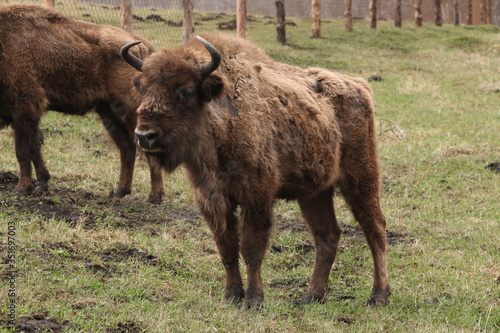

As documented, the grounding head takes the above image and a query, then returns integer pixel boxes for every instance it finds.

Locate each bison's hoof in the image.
[15,187,32,196]
[15,182,34,196]
[33,183,49,196]
[109,188,131,198]
[147,193,163,204]
[366,286,391,306]
[243,291,264,310]
[298,293,326,305]
[224,287,245,305]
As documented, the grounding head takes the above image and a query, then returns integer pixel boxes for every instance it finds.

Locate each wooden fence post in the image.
[395,0,402,27]
[369,0,377,29]
[237,0,247,39]
[466,0,472,25]
[415,0,423,27]
[182,0,194,44]
[480,0,492,24]
[345,0,353,31]
[486,0,492,24]
[120,0,132,32]
[312,0,321,38]
[435,0,442,26]
[453,0,460,25]
[276,0,286,44]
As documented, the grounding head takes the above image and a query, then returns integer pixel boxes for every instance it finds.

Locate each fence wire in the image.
[1,0,498,47]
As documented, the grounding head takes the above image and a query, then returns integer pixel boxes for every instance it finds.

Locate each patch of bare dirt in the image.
[0,171,201,230]
[218,19,236,30]
[0,171,18,192]
[337,314,356,325]
[85,263,116,279]
[10,315,71,333]
[485,162,500,173]
[198,12,228,21]
[14,196,97,229]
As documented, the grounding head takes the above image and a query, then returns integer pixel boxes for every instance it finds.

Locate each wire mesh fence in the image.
[1,0,498,47]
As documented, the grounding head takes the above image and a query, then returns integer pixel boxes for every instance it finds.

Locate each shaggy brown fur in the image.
[127,34,390,307]
[0,4,164,202]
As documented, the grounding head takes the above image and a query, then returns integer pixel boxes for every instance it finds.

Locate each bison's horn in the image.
[121,41,144,72]
[196,36,221,77]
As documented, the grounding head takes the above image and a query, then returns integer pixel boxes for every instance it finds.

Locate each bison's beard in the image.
[143,142,187,174]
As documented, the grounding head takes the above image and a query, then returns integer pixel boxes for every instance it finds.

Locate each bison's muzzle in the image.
[135,129,162,152]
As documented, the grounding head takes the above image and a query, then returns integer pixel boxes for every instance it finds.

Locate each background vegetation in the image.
[0,7,499,333]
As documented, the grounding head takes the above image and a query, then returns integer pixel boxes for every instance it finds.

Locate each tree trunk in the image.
[345,0,353,31]
[435,0,442,26]
[120,0,132,32]
[43,0,54,7]
[237,0,247,39]
[453,0,460,26]
[466,0,472,25]
[276,0,286,44]
[312,0,321,38]
[415,0,423,27]
[182,0,194,44]
[369,0,377,29]
[395,0,402,28]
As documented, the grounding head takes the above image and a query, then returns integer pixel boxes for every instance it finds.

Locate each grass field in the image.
[1,4,499,332]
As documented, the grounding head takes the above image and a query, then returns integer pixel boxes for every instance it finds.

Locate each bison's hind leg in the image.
[297,187,341,304]
[96,102,136,198]
[12,99,50,195]
[340,171,390,306]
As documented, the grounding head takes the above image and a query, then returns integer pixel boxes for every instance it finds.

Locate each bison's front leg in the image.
[298,187,341,304]
[145,154,165,204]
[240,204,273,309]
[203,204,245,304]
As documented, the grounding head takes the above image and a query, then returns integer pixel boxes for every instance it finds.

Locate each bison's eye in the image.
[180,91,193,100]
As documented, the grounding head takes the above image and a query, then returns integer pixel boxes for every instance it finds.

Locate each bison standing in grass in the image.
[122,34,390,307]
[0,4,164,202]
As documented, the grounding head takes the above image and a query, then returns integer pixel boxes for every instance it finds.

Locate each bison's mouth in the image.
[135,129,167,154]
[137,146,165,154]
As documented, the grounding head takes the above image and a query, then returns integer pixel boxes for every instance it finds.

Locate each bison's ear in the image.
[200,73,224,101]
[133,76,142,93]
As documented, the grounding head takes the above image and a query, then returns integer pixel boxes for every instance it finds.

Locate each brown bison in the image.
[0,4,164,202]
[122,34,390,307]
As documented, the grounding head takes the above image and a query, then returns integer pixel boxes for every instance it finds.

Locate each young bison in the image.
[0,4,164,202]
[122,34,390,307]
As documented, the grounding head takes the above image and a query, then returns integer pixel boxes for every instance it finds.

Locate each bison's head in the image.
[121,37,224,172]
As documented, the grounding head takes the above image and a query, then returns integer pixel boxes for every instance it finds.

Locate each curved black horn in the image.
[196,36,221,77]
[120,41,144,72]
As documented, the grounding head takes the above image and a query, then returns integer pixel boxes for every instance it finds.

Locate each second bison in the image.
[122,34,390,307]
[0,4,164,202]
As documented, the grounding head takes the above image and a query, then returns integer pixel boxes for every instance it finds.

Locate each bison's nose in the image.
[135,130,159,150]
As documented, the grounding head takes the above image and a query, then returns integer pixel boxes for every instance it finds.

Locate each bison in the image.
[121,34,390,307]
[0,4,164,202]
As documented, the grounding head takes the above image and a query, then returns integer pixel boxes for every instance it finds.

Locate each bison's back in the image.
[202,35,344,200]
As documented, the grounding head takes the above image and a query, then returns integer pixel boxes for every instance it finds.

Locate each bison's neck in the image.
[183,132,229,222]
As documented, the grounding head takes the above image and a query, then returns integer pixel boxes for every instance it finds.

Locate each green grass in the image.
[1,3,499,332]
